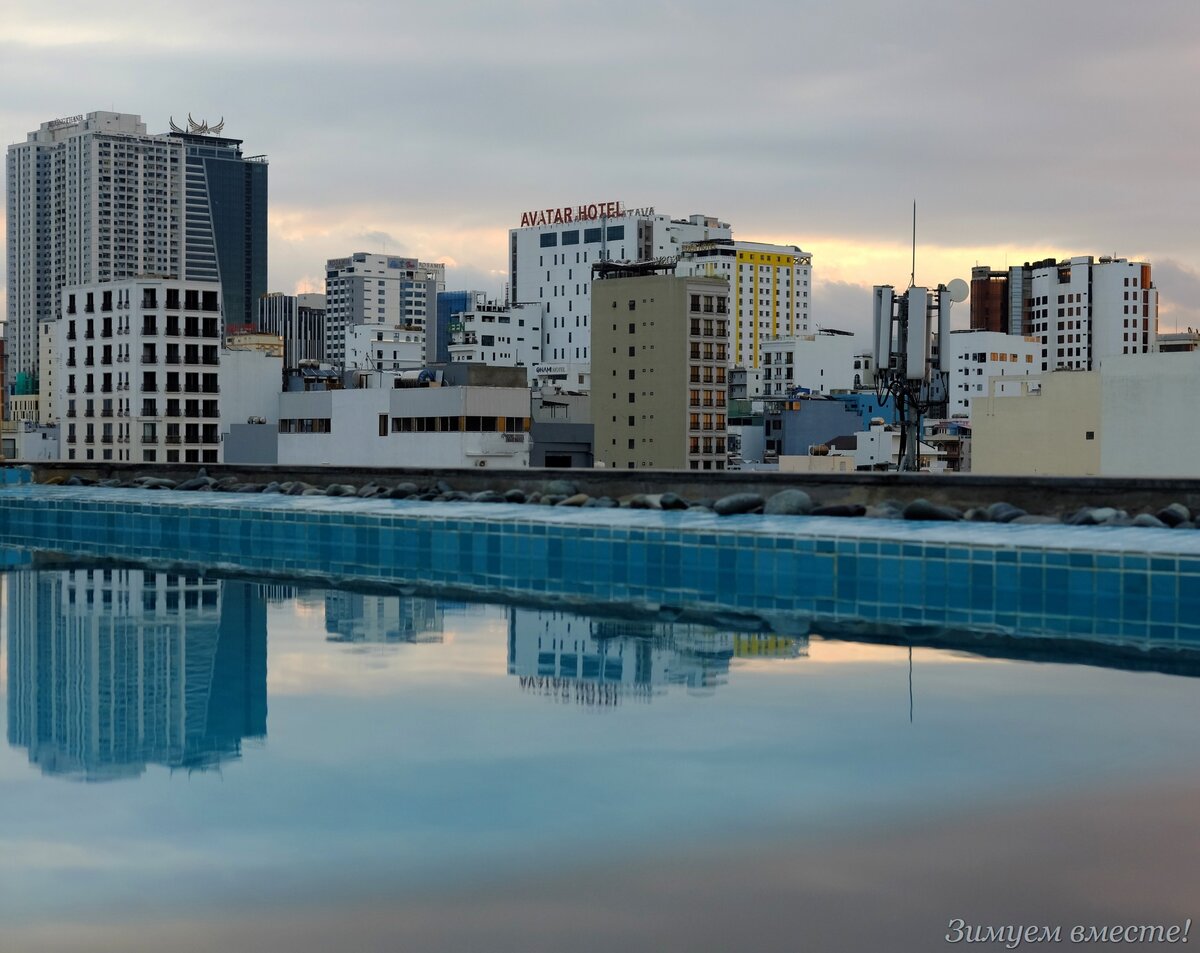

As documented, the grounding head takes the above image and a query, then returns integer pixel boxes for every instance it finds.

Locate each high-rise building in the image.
[7,569,267,780]
[323,253,445,366]
[971,257,1158,370]
[508,205,731,392]
[677,239,812,370]
[5,111,267,407]
[258,292,327,369]
[591,262,729,470]
[170,126,268,328]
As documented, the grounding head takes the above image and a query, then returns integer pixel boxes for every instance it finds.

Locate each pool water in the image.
[2,559,1198,952]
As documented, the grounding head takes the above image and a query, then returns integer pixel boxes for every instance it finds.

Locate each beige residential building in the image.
[592,267,729,470]
[971,351,1200,477]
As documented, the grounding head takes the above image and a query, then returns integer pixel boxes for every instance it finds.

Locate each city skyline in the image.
[3,0,1200,337]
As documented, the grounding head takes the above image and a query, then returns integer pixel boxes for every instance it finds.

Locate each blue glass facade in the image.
[174,134,268,329]
[435,291,472,364]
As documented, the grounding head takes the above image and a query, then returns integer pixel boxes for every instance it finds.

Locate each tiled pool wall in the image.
[0,485,1198,653]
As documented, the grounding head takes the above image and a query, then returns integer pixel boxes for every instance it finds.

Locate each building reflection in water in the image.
[324,592,444,645]
[6,569,267,781]
[508,608,808,707]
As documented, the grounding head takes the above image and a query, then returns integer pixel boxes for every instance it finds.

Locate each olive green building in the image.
[592,266,730,470]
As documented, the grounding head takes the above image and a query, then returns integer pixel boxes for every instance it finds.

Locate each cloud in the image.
[1152,260,1200,333]
[4,0,1200,319]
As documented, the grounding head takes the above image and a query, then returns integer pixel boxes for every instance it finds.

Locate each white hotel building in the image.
[508,205,731,391]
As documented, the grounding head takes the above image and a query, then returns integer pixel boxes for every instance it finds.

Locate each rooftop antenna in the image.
[909,200,916,289]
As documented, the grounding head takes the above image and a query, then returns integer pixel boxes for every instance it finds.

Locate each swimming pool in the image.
[1,485,1197,952]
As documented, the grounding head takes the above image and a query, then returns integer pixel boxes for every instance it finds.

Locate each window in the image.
[379,414,388,437]
[540,232,558,247]
[561,230,579,245]
[606,225,625,240]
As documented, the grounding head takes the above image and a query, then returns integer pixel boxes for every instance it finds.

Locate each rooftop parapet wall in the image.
[15,461,1200,519]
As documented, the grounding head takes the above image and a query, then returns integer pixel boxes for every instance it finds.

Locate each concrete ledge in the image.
[14,460,1200,517]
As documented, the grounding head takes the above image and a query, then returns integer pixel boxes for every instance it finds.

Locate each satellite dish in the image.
[945,278,969,303]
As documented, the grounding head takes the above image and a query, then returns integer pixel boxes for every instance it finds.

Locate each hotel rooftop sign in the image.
[518,202,654,228]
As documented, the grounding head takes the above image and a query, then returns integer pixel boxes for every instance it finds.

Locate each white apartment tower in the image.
[324,253,446,366]
[973,256,1158,372]
[54,277,280,465]
[508,205,732,391]
[1025,256,1157,371]
[448,301,543,382]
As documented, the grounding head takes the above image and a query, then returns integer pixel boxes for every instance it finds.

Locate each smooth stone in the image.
[627,494,659,510]
[557,493,590,507]
[262,482,283,494]
[324,484,356,497]
[471,490,505,503]
[543,479,578,497]
[1011,514,1058,524]
[1175,519,1197,529]
[357,483,384,498]
[811,503,866,518]
[1132,513,1168,528]
[659,492,689,511]
[140,477,177,490]
[1157,503,1191,527]
[175,476,212,491]
[42,475,66,485]
[763,489,813,516]
[593,496,619,508]
[503,489,527,504]
[286,482,313,496]
[687,502,712,510]
[417,492,439,501]
[301,487,326,495]
[525,492,543,504]
[98,478,122,488]
[65,475,86,486]
[1091,507,1125,525]
[713,493,764,516]
[987,501,1027,523]
[904,499,962,521]
[214,477,241,491]
[865,504,901,519]
[542,494,566,506]
[392,482,419,497]
[434,480,454,494]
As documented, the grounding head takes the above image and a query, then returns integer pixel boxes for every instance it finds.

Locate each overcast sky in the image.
[4,0,1200,335]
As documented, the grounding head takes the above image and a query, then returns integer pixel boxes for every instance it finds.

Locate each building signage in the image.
[534,364,569,377]
[47,115,83,130]
[518,203,655,228]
